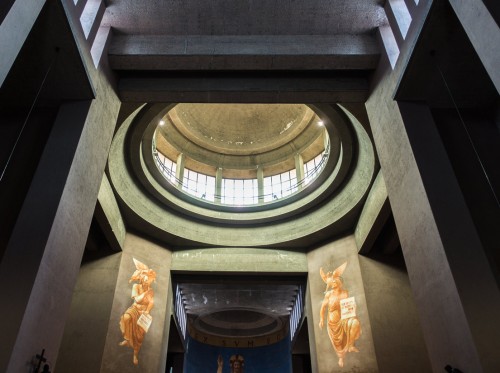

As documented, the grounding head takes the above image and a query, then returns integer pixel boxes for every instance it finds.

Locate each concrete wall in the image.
[358,253,431,372]
[57,252,122,372]
[0,1,121,369]
[307,235,378,373]
[365,2,500,371]
[184,335,292,373]
[101,233,172,372]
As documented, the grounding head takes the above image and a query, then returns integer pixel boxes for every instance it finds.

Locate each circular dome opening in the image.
[151,104,330,208]
[108,102,374,246]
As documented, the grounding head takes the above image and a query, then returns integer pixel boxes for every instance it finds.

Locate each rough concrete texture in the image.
[365,2,500,371]
[307,235,378,372]
[100,233,172,373]
[172,247,307,273]
[354,170,389,254]
[56,253,122,373]
[96,173,126,251]
[118,75,370,103]
[109,34,380,71]
[0,2,121,369]
[108,104,375,247]
[358,254,431,372]
[102,0,387,36]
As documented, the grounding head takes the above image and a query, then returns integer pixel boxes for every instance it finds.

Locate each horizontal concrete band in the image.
[119,76,370,103]
[109,34,380,70]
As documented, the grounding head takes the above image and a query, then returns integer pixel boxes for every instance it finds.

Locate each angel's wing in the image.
[133,257,149,271]
[320,267,328,284]
[332,262,347,278]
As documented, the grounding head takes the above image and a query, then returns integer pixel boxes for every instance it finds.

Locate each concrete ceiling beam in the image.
[108,34,380,71]
[118,75,370,103]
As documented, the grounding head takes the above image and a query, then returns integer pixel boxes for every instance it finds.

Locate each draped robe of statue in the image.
[119,283,154,352]
[319,262,361,367]
[119,258,156,366]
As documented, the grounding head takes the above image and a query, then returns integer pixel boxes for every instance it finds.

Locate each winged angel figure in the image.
[119,258,157,365]
[318,262,361,367]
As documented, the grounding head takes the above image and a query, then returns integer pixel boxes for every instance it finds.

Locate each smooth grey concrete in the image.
[0,80,119,371]
[359,254,431,372]
[102,0,386,36]
[108,104,375,248]
[172,247,307,273]
[0,0,45,87]
[0,100,90,372]
[0,1,120,368]
[118,76,370,103]
[304,282,318,373]
[355,170,390,254]
[366,1,500,371]
[95,173,126,252]
[398,102,500,372]
[449,0,500,92]
[109,35,380,71]
[100,233,172,373]
[56,252,122,373]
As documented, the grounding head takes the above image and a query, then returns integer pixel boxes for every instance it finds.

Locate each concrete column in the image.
[175,152,185,187]
[101,234,172,373]
[366,92,500,371]
[0,71,119,372]
[294,153,304,190]
[398,102,500,372]
[56,252,122,372]
[449,0,500,92]
[257,166,264,203]
[358,253,431,372]
[0,0,45,87]
[215,167,223,203]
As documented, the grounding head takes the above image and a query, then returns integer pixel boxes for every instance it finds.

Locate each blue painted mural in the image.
[184,335,293,373]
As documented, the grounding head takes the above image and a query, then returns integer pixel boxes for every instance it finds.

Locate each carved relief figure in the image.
[119,258,156,365]
[318,262,361,367]
[217,354,244,373]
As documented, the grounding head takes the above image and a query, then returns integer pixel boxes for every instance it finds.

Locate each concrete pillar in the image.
[0,0,45,87]
[295,153,304,190]
[366,91,500,371]
[398,102,500,372]
[366,1,500,368]
[358,253,431,372]
[56,252,122,372]
[257,166,264,203]
[0,85,120,370]
[100,234,173,373]
[215,167,223,203]
[175,152,185,187]
[449,0,500,92]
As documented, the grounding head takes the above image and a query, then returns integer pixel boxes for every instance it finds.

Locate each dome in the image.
[107,103,375,248]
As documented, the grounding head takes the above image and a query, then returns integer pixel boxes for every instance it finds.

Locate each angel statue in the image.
[119,258,157,365]
[318,262,361,368]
